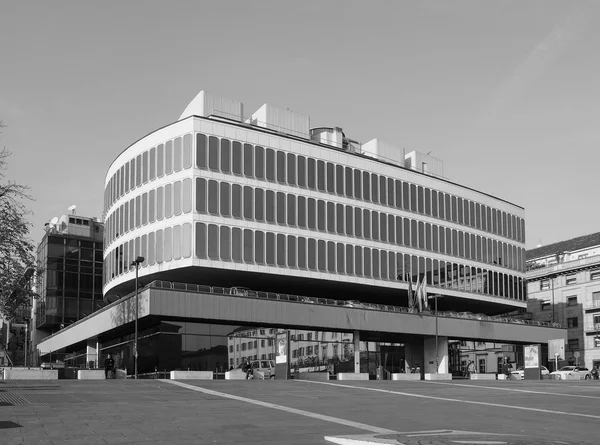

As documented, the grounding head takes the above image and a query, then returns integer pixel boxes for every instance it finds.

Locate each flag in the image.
[422,276,428,310]
[416,277,423,312]
[407,277,414,310]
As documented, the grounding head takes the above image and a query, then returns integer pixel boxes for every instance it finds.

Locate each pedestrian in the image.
[104,353,115,379]
[592,365,599,380]
[466,360,475,378]
[243,359,254,379]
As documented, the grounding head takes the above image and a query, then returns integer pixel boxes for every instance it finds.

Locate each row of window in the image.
[104,133,193,212]
[538,270,600,290]
[104,223,526,301]
[195,134,524,242]
[231,339,275,352]
[195,178,524,272]
[104,179,192,245]
[105,132,524,244]
[104,176,524,274]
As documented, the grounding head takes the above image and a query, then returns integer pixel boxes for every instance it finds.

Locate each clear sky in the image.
[1,0,599,250]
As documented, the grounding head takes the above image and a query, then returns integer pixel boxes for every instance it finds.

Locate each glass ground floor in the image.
[37,318,542,379]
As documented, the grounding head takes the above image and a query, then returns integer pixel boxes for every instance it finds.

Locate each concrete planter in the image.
[296,372,330,381]
[77,370,106,380]
[470,373,497,380]
[337,373,369,381]
[424,373,452,381]
[391,373,421,381]
[170,371,214,380]
[3,368,58,380]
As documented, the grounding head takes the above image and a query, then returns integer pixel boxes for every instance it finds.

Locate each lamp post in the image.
[130,256,144,379]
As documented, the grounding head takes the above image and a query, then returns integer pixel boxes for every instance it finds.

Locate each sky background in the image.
[1,0,599,250]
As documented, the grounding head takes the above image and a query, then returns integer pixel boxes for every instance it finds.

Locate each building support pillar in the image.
[354,330,360,373]
[86,338,98,369]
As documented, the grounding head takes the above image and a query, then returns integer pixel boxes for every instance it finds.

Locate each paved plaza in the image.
[1,378,599,445]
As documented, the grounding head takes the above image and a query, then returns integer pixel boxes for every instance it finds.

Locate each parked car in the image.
[229,287,257,297]
[550,366,592,380]
[511,365,550,380]
[227,360,276,379]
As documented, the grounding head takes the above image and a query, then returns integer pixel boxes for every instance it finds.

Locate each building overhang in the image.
[38,286,562,355]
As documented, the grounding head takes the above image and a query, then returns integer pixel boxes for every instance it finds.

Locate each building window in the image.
[541,301,551,311]
[567,339,579,352]
[540,280,550,290]
[229,346,233,353]
[565,275,577,285]
[567,296,577,306]
[593,292,600,306]
[591,271,600,281]
[567,317,578,328]
[478,358,486,374]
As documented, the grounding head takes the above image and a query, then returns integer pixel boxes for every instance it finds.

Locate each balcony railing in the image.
[526,255,600,279]
[142,280,562,329]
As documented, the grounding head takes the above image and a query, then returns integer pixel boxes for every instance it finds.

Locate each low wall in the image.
[337,373,369,381]
[296,372,330,381]
[77,370,106,380]
[470,373,497,380]
[3,368,58,380]
[391,373,421,381]
[424,373,452,381]
[170,371,214,380]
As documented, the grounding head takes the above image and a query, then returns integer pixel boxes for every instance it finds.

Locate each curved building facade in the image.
[103,91,526,314]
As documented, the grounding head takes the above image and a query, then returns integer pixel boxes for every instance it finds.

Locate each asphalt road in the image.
[1,379,599,444]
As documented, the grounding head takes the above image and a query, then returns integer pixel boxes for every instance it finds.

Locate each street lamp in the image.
[130,256,144,379]
[428,294,443,373]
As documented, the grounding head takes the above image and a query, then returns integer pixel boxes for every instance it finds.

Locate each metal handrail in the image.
[142,279,560,328]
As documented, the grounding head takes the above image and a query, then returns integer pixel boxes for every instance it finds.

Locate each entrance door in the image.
[380,346,405,379]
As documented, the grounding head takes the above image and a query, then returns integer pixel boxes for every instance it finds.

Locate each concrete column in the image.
[86,338,98,369]
[424,336,449,374]
[354,331,360,373]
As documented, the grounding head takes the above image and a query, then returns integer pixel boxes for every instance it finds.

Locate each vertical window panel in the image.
[363,247,372,277]
[220,182,230,217]
[362,171,370,201]
[287,153,296,185]
[345,167,353,198]
[287,236,297,268]
[308,198,316,230]
[183,134,192,169]
[196,179,207,214]
[164,227,173,262]
[232,141,242,175]
[255,146,265,179]
[183,178,192,214]
[174,137,182,172]
[298,237,307,269]
[149,148,156,181]
[148,232,155,265]
[327,241,335,273]
[255,188,264,222]
[232,184,242,218]
[355,208,362,237]
[308,238,317,271]
[220,226,230,261]
[327,202,335,233]
[317,160,326,191]
[196,135,207,169]
[297,196,306,228]
[243,229,253,263]
[355,246,363,276]
[157,229,164,263]
[266,190,275,223]
[266,232,276,266]
[220,139,231,173]
[254,231,265,264]
[208,137,219,171]
[346,244,354,275]
[276,192,285,224]
[345,205,353,236]
[207,224,218,260]
[354,169,362,199]
[174,181,182,216]
[165,141,173,175]
[363,209,371,239]
[307,158,316,189]
[244,143,254,177]
[297,156,306,187]
[277,151,286,184]
[207,181,218,216]
[326,162,335,193]
[244,186,253,220]
[318,240,327,271]
[371,174,378,203]
[136,155,142,187]
[173,225,182,260]
[287,195,296,226]
[182,223,192,258]
[142,193,148,225]
[266,149,275,181]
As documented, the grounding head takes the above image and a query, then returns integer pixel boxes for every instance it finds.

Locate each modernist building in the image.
[32,212,104,365]
[526,232,600,370]
[37,91,564,378]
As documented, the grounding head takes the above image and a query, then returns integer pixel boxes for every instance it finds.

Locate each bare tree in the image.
[0,121,39,319]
